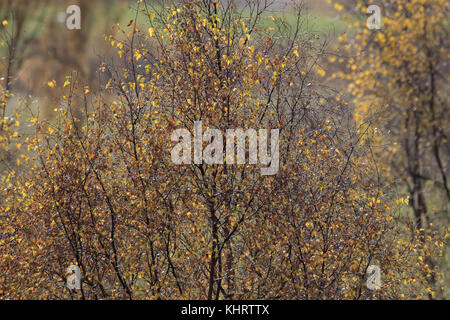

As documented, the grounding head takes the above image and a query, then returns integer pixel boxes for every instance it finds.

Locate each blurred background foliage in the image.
[0,0,448,299]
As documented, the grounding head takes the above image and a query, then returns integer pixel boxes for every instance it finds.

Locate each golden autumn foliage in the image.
[335,0,449,298]
[0,0,445,299]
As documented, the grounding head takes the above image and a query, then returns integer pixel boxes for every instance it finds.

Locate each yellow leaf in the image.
[293,46,299,57]
[334,3,343,11]
[316,67,326,77]
[148,27,155,37]
[48,80,56,88]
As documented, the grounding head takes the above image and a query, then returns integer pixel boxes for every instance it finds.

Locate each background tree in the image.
[0,0,445,299]
[335,0,449,298]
